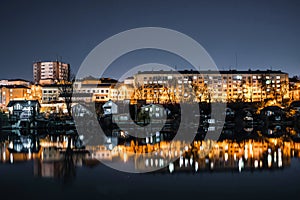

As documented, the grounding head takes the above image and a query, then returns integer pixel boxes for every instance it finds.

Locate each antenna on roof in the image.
[235,52,238,70]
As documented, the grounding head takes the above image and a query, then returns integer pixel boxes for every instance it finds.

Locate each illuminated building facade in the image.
[134,69,289,103]
[33,61,70,84]
[0,85,31,109]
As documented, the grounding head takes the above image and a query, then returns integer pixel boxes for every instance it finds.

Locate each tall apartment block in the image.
[33,61,70,84]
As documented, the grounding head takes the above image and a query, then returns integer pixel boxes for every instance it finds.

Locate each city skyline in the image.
[0,0,300,81]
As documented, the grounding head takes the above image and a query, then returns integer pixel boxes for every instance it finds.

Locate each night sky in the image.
[0,0,300,81]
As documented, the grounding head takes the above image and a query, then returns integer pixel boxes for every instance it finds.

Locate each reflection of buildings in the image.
[129,139,298,173]
[85,146,113,161]
[2,134,300,176]
[0,140,40,164]
[34,147,87,179]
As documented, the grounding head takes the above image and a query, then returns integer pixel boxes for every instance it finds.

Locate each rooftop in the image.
[136,69,287,75]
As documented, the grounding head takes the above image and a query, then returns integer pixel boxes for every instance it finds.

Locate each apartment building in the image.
[0,85,31,109]
[134,69,289,103]
[73,77,118,103]
[33,61,70,84]
[41,84,61,103]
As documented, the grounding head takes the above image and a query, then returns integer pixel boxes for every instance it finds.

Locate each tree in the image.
[259,75,267,103]
[58,72,75,118]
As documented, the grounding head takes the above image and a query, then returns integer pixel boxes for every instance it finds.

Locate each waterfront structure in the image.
[103,99,118,115]
[6,100,40,121]
[134,69,289,103]
[33,61,70,84]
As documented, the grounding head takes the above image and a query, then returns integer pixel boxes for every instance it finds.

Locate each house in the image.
[7,100,40,121]
[102,99,118,115]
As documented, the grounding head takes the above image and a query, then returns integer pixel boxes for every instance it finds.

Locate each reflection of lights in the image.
[123,153,128,163]
[195,161,199,172]
[238,158,244,172]
[179,156,183,168]
[225,152,228,162]
[9,153,13,164]
[150,158,153,166]
[267,154,272,168]
[234,153,237,161]
[185,158,188,167]
[210,162,214,169]
[169,163,174,173]
[189,157,193,166]
[278,148,282,168]
[28,149,31,159]
[274,152,277,163]
[155,159,158,167]
[159,159,164,167]
[2,152,6,161]
[278,157,282,168]
[254,160,259,168]
[260,160,263,168]
[244,150,248,160]
[145,159,149,167]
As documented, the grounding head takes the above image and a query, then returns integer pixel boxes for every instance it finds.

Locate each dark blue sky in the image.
[0,0,299,81]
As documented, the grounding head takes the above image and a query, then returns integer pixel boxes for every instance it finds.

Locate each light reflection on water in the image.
[1,128,300,200]
[1,128,300,177]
